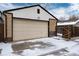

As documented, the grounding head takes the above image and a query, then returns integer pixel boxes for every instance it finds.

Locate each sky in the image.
[0,3,79,20]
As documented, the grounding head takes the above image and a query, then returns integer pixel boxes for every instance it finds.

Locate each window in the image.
[37,9,40,14]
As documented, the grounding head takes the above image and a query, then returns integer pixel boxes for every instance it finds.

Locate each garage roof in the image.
[3,5,58,20]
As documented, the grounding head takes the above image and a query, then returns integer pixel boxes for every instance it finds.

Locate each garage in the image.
[3,5,57,42]
[13,18,48,41]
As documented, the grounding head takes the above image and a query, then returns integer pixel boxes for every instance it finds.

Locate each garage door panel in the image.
[13,19,48,41]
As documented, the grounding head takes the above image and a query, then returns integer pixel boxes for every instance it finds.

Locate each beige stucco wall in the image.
[5,13,12,38]
[49,19,57,31]
[13,18,48,41]
[8,6,55,21]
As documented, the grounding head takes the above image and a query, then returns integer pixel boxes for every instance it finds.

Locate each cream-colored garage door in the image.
[13,18,48,41]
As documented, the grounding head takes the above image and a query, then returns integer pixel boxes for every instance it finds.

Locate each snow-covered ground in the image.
[0,36,79,56]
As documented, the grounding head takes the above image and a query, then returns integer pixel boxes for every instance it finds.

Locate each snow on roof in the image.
[57,19,79,26]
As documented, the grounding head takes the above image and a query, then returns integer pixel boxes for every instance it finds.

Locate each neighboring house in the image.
[57,19,79,40]
[57,20,75,34]
[2,5,58,42]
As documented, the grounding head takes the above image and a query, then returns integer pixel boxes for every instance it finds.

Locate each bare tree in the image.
[59,17,66,22]
[68,15,79,21]
[59,15,79,22]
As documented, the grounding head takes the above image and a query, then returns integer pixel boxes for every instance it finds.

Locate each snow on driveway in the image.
[0,36,79,56]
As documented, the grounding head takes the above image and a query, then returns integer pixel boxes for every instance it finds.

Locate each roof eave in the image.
[3,4,58,21]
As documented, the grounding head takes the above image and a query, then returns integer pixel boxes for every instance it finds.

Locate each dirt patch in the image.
[0,49,2,54]
[40,48,69,56]
[51,49,69,56]
[12,41,53,51]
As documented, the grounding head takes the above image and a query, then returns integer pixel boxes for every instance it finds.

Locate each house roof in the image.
[57,19,79,26]
[3,4,58,20]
